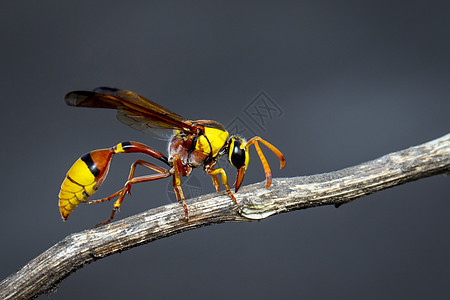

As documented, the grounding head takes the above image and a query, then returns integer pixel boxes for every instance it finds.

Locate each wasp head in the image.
[227,136,249,192]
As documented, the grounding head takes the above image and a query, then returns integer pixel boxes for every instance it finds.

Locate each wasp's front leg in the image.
[205,164,237,203]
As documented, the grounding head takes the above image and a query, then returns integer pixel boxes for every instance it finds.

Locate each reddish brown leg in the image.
[87,142,169,207]
[88,159,169,205]
[95,160,171,226]
[86,190,122,204]
[171,154,189,221]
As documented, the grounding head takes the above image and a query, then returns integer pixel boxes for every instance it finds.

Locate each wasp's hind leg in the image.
[95,160,171,226]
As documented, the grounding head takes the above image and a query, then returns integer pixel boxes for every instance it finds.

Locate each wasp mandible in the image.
[58,87,285,225]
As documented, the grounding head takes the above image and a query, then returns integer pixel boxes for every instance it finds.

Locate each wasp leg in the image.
[206,167,237,203]
[245,137,285,188]
[210,174,221,192]
[87,159,168,205]
[171,154,189,221]
[95,160,171,226]
[86,190,122,204]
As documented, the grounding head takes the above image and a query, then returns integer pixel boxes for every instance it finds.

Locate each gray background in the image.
[1,1,449,299]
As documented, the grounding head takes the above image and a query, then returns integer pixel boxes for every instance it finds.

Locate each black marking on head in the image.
[230,140,246,169]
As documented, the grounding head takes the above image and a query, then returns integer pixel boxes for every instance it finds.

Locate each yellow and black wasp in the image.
[58,87,285,225]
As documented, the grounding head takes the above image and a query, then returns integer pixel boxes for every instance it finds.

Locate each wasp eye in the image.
[230,141,246,169]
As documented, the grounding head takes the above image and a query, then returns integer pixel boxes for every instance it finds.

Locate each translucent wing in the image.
[65,87,195,134]
[116,111,176,140]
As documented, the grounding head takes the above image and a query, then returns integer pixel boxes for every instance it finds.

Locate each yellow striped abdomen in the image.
[58,149,113,220]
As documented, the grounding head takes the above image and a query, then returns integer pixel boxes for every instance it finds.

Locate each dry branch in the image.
[1,133,449,299]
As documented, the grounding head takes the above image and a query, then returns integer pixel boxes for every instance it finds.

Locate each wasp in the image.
[58,87,285,225]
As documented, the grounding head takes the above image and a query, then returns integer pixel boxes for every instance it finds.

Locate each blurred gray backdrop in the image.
[1,1,449,299]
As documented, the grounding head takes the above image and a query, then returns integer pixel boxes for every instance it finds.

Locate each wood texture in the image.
[1,133,449,300]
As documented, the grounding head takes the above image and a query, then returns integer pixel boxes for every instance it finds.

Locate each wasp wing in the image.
[115,111,176,140]
[65,87,195,134]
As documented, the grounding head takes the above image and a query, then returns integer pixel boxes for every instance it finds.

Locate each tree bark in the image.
[1,133,449,300]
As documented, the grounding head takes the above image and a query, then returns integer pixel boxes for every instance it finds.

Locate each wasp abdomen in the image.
[58,149,114,220]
